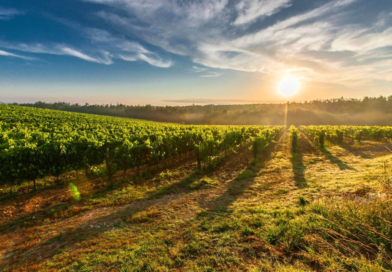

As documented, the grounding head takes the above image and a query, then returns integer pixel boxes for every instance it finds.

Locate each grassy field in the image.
[1,131,392,271]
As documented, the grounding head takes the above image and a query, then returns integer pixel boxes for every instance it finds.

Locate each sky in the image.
[0,0,391,105]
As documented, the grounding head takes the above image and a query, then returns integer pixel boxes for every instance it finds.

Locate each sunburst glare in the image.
[278,76,300,96]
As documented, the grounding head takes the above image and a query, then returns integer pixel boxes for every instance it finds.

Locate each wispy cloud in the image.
[0,42,111,64]
[200,72,223,78]
[193,66,223,77]
[85,28,172,67]
[0,25,172,67]
[193,66,208,73]
[61,46,112,64]
[83,0,381,86]
[0,49,34,60]
[2,0,391,89]
[234,0,292,25]
[85,0,392,87]
[0,7,22,20]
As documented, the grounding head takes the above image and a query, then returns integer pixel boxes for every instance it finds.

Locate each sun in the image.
[278,76,300,96]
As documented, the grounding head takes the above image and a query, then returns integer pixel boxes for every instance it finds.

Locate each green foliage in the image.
[89,166,106,179]
[252,128,280,159]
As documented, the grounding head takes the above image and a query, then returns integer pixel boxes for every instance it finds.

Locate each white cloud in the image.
[0,42,111,64]
[0,49,34,60]
[60,46,112,64]
[192,65,223,77]
[85,0,365,83]
[0,7,22,20]
[234,0,292,25]
[84,28,172,67]
[231,0,358,48]
[200,72,223,78]
[120,53,172,68]
[332,27,392,52]
[0,27,172,67]
[193,66,208,73]
[136,53,172,68]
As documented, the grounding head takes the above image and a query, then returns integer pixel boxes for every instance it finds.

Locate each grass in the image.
[1,133,392,271]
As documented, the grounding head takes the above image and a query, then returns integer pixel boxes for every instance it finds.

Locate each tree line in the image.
[16,95,392,125]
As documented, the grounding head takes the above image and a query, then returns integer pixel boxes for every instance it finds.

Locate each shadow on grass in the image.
[0,169,201,270]
[339,143,392,159]
[290,153,307,188]
[321,148,357,171]
[200,133,283,215]
[0,157,199,238]
[339,143,372,159]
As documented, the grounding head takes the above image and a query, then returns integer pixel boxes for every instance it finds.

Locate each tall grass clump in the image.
[289,126,299,153]
[265,197,392,271]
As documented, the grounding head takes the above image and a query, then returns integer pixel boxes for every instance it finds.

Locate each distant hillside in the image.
[20,96,392,125]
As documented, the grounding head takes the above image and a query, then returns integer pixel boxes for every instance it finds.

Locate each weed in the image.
[298,196,308,206]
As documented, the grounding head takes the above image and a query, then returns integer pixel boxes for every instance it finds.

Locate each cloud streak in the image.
[0,42,111,64]
[0,49,34,60]
[193,65,223,78]
[0,26,172,67]
[234,0,292,25]
[0,7,22,20]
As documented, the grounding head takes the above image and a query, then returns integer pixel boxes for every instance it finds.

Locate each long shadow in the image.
[339,143,392,159]
[321,148,357,171]
[339,143,372,159]
[299,131,356,172]
[0,154,199,233]
[289,132,320,188]
[0,167,200,238]
[199,133,283,215]
[290,153,307,188]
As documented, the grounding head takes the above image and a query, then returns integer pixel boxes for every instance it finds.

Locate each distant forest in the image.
[19,96,392,125]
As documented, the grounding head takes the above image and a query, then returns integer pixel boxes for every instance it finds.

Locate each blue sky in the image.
[0,0,391,105]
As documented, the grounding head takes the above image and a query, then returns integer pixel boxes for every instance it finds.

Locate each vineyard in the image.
[0,105,282,192]
[1,105,392,271]
[301,125,392,148]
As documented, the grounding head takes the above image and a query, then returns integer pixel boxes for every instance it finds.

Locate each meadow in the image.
[1,105,392,271]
